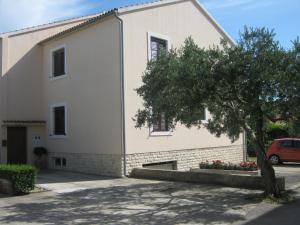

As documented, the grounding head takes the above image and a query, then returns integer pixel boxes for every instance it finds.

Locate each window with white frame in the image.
[152,112,169,132]
[148,34,170,133]
[150,36,168,60]
[52,47,66,77]
[51,105,66,136]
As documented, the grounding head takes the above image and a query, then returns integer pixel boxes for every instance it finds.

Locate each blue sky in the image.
[0,0,299,48]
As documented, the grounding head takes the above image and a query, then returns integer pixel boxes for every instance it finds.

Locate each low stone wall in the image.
[131,168,285,191]
[48,152,123,177]
[126,145,244,175]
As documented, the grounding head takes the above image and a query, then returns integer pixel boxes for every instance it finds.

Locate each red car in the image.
[267,138,300,165]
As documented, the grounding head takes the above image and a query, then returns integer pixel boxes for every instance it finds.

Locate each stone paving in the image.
[0,166,299,225]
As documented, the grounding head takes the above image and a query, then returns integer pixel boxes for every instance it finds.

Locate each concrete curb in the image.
[190,168,259,176]
[131,168,285,191]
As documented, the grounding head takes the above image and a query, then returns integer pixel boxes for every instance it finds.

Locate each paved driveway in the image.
[0,167,300,225]
[235,164,300,225]
[0,170,261,225]
[274,164,300,189]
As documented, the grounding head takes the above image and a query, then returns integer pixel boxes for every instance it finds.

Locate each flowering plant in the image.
[200,160,257,171]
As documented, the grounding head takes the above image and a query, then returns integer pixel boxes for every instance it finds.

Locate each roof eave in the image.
[117,0,236,46]
[192,0,236,46]
[38,0,236,46]
[0,13,102,38]
[39,10,117,45]
[118,0,182,14]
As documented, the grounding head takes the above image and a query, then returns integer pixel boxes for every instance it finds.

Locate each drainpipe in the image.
[115,11,127,177]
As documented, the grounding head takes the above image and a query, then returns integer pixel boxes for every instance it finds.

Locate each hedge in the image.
[0,164,37,194]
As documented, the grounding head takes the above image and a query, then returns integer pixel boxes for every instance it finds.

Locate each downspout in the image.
[115,10,127,177]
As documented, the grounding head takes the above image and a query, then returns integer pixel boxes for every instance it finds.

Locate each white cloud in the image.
[201,0,281,10]
[0,0,101,33]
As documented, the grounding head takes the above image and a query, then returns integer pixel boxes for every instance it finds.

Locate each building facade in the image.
[0,0,245,177]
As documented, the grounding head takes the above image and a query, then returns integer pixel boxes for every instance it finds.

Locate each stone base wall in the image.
[125,145,244,175]
[48,152,123,177]
[47,145,244,177]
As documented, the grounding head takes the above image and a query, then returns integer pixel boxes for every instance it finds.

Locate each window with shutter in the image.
[52,48,65,77]
[52,105,66,136]
[149,36,170,132]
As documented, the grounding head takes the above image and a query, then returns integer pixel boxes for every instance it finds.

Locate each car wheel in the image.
[269,155,280,165]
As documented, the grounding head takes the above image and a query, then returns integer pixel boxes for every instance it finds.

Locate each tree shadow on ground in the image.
[243,198,300,225]
[0,182,260,225]
[37,170,117,184]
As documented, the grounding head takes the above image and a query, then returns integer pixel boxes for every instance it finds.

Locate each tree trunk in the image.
[254,109,281,196]
[254,141,281,197]
[245,111,281,196]
[249,105,281,197]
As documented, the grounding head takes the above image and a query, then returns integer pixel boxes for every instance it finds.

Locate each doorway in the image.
[7,127,27,164]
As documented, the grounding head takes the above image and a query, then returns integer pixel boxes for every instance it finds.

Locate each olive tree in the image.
[135,27,300,197]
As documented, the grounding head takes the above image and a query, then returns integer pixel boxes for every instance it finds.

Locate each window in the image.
[54,157,67,168]
[55,158,62,167]
[52,47,65,77]
[51,105,66,136]
[152,112,169,132]
[150,37,167,60]
[143,161,177,170]
[293,140,300,148]
[148,33,170,133]
[280,140,293,148]
[62,158,67,167]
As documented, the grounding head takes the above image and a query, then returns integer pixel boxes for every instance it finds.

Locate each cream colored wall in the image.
[0,21,85,121]
[42,17,123,155]
[27,126,46,164]
[0,38,2,76]
[121,0,243,154]
[0,19,88,164]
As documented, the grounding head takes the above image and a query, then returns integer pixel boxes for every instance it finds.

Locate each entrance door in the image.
[7,127,27,164]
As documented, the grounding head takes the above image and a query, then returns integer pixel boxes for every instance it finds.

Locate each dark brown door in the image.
[7,127,27,164]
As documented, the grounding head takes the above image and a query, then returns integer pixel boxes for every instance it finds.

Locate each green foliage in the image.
[136,27,300,144]
[0,164,37,194]
[266,122,288,140]
[135,27,300,196]
[288,120,300,137]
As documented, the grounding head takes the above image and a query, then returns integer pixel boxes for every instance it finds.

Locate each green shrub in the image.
[0,164,37,194]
